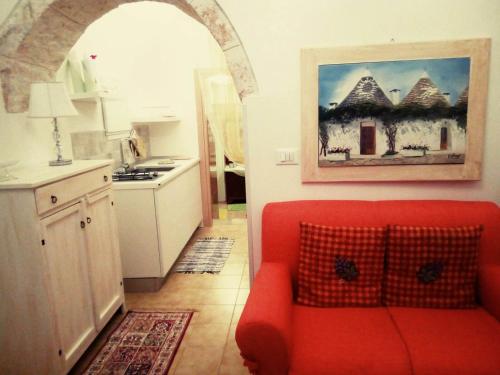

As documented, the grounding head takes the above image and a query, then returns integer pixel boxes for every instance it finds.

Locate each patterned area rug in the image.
[174,237,234,273]
[84,311,192,375]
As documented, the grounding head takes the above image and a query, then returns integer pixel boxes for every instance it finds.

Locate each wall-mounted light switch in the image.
[276,148,299,165]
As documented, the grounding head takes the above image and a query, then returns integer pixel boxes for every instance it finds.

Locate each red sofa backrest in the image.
[262,200,500,286]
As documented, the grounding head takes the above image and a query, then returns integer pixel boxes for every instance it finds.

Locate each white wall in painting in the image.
[395,120,465,153]
[324,118,386,155]
[324,118,466,156]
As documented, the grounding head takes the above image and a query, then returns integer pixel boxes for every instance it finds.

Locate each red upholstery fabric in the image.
[384,225,483,308]
[261,200,500,315]
[289,306,412,375]
[298,223,385,307]
[236,201,500,374]
[388,307,500,375]
[480,265,500,320]
[235,262,293,375]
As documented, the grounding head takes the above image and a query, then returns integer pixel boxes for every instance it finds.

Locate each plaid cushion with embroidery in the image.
[383,225,483,308]
[297,222,386,307]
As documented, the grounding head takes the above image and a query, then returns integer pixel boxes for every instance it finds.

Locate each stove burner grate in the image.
[112,170,159,181]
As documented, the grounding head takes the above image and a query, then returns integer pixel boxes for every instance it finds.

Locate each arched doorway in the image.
[0,0,257,113]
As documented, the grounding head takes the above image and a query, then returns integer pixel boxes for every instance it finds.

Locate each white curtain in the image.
[201,72,244,165]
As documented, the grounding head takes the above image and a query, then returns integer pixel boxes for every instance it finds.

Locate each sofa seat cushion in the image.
[388,307,500,375]
[289,306,412,375]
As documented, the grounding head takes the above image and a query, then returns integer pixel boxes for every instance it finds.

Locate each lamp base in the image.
[49,159,72,166]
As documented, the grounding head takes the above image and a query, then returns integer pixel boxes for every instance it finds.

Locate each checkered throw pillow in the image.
[383,225,483,308]
[297,222,386,307]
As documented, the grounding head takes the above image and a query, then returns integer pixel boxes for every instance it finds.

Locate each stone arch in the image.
[0,0,258,112]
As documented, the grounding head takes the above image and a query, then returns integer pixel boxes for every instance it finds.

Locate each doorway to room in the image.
[195,69,247,224]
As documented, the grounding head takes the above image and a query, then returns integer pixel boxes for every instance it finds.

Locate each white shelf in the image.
[70,90,114,102]
[132,116,180,125]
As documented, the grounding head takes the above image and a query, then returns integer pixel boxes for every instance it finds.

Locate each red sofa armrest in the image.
[480,264,500,321]
[235,262,293,375]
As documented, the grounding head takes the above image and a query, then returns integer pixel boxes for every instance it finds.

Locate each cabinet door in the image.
[155,165,203,275]
[40,203,96,372]
[85,189,124,330]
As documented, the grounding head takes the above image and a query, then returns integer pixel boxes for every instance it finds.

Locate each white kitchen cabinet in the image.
[113,160,202,290]
[0,161,125,375]
[40,203,96,370]
[155,163,203,274]
[84,189,124,331]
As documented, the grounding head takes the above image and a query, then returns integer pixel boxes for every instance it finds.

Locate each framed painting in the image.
[301,39,490,182]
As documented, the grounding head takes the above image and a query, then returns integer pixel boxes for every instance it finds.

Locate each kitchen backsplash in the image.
[71,128,151,169]
[71,131,122,168]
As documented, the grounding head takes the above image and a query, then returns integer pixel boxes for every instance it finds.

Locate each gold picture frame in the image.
[301,39,490,182]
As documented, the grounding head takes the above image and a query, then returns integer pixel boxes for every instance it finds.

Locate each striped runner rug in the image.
[174,237,234,273]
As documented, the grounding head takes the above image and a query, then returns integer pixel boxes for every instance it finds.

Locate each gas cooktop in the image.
[112,170,160,182]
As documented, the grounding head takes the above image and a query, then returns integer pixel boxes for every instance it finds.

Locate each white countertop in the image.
[0,160,113,190]
[111,158,200,190]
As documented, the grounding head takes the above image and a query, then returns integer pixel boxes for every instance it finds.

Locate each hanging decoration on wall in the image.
[301,39,490,182]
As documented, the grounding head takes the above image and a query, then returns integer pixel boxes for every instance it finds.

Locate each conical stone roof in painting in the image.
[400,73,449,108]
[338,75,393,108]
[456,86,468,106]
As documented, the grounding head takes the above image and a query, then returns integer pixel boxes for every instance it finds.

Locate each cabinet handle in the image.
[104,175,109,182]
[80,221,85,229]
[86,217,92,224]
[51,195,58,204]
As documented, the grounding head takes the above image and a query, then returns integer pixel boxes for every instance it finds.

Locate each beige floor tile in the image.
[173,346,224,375]
[164,274,241,290]
[236,289,249,305]
[225,254,249,264]
[231,304,245,324]
[189,305,235,325]
[220,263,245,276]
[219,324,249,375]
[202,288,239,305]
[219,362,250,375]
[164,274,212,290]
[158,288,207,305]
[168,346,185,374]
[242,266,250,278]
[239,273,250,288]
[182,323,230,348]
[211,275,243,289]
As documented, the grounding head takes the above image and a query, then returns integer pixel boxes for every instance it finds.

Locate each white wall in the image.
[1,0,500,274]
[0,2,225,165]
[69,2,225,157]
[217,0,500,271]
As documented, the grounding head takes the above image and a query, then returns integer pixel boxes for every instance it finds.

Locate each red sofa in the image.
[236,200,500,375]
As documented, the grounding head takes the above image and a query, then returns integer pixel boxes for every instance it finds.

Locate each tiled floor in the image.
[212,202,247,221]
[125,217,251,375]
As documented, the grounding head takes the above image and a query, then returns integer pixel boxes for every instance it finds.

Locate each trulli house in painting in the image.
[319,71,468,166]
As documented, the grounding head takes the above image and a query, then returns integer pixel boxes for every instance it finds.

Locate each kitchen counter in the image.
[0,160,113,190]
[112,157,202,289]
[112,158,200,190]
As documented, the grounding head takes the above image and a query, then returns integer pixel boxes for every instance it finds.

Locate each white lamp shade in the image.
[28,81,78,118]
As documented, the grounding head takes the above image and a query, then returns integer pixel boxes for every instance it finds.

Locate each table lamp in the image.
[28,81,78,166]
